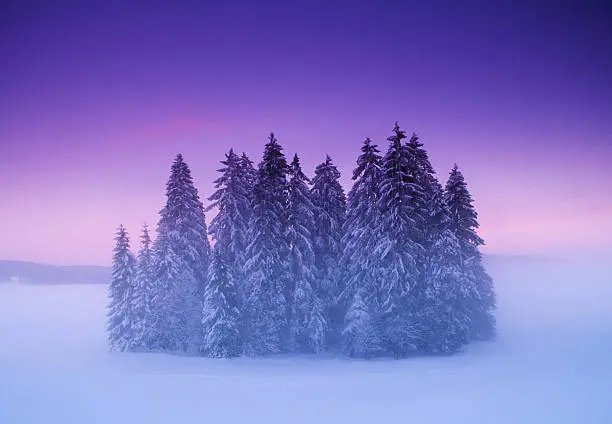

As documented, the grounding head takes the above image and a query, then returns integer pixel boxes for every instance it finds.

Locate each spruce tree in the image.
[445,164,496,341]
[373,123,424,357]
[243,133,291,355]
[107,224,137,352]
[341,138,383,357]
[311,155,346,346]
[201,248,242,357]
[287,154,326,353]
[132,223,154,350]
[151,154,210,354]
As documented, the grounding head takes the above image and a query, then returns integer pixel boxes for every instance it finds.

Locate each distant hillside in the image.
[0,260,110,284]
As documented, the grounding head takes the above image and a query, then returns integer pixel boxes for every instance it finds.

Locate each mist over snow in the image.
[0,254,610,424]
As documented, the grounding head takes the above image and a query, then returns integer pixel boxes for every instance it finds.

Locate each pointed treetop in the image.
[408,132,422,148]
[114,224,131,252]
[268,132,278,145]
[314,155,341,181]
[351,137,381,181]
[140,223,151,244]
[291,153,301,167]
[289,153,310,183]
[361,137,378,153]
[388,122,407,143]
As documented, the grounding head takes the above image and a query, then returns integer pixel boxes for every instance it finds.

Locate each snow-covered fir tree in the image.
[402,132,436,298]
[131,223,154,350]
[444,164,496,341]
[201,248,242,357]
[107,224,137,352]
[243,133,291,355]
[373,123,425,357]
[157,153,211,290]
[311,155,346,346]
[341,138,384,357]
[150,154,210,354]
[286,154,326,353]
[207,149,252,300]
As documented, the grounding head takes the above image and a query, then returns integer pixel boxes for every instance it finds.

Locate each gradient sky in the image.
[1,0,611,265]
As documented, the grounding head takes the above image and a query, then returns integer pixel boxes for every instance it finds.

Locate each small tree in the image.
[107,225,137,352]
[342,290,381,358]
[132,223,154,351]
[201,249,242,358]
[148,233,195,353]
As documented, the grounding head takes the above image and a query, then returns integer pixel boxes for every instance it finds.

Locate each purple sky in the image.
[1,1,611,265]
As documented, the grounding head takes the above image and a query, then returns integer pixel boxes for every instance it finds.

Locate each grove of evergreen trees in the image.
[107,124,496,359]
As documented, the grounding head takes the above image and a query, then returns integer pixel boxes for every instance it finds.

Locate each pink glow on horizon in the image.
[1,121,610,266]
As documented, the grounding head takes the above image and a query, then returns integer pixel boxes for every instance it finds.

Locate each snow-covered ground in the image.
[1,256,611,423]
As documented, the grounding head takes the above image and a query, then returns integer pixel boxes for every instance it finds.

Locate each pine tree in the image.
[287,154,326,353]
[132,223,154,350]
[151,154,210,354]
[201,248,242,357]
[107,225,137,352]
[311,155,346,346]
[445,164,496,341]
[373,123,425,357]
[243,133,291,355]
[341,138,383,357]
